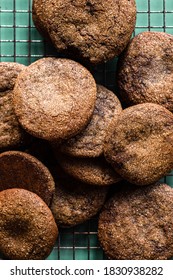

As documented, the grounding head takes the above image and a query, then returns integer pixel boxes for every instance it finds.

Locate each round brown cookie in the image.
[0,151,55,205]
[104,103,173,186]
[50,172,109,227]
[98,183,173,260]
[0,188,58,260]
[59,85,122,158]
[13,57,97,141]
[117,32,173,111]
[57,153,121,186]
[0,62,30,150]
[32,0,136,64]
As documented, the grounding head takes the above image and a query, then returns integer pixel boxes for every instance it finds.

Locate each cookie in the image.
[0,62,29,150]
[98,183,173,260]
[117,32,173,111]
[0,188,58,260]
[56,153,121,186]
[59,85,122,158]
[0,151,55,205]
[13,57,97,141]
[50,170,109,227]
[104,103,173,185]
[32,0,136,64]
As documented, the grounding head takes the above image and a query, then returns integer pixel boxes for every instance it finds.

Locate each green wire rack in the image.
[0,0,173,260]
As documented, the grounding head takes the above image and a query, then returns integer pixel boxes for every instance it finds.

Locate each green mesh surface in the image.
[0,0,173,260]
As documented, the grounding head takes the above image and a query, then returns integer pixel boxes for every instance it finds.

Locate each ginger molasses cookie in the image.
[13,57,96,141]
[57,154,121,186]
[117,32,173,111]
[98,183,173,260]
[59,85,122,158]
[50,173,109,227]
[0,188,58,260]
[0,151,55,205]
[0,62,29,150]
[104,103,173,185]
[32,0,136,64]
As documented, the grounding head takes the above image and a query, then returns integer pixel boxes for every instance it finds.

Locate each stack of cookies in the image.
[1,0,173,260]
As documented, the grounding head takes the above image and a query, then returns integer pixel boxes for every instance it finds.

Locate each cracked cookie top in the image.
[32,0,136,64]
[13,57,97,141]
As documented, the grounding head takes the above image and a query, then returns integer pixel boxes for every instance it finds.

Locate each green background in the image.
[0,0,173,260]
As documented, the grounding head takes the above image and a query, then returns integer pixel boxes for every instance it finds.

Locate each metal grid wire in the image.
[0,0,173,260]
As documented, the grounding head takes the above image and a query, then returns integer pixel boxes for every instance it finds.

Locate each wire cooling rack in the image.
[0,0,173,260]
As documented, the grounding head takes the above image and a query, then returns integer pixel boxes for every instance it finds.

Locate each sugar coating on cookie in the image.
[0,188,58,260]
[56,153,121,186]
[13,57,97,141]
[59,85,122,158]
[117,32,173,111]
[98,183,173,260]
[104,103,173,185]
[32,0,136,64]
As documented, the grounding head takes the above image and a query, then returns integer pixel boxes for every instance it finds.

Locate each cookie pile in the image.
[0,58,121,260]
[1,0,173,260]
